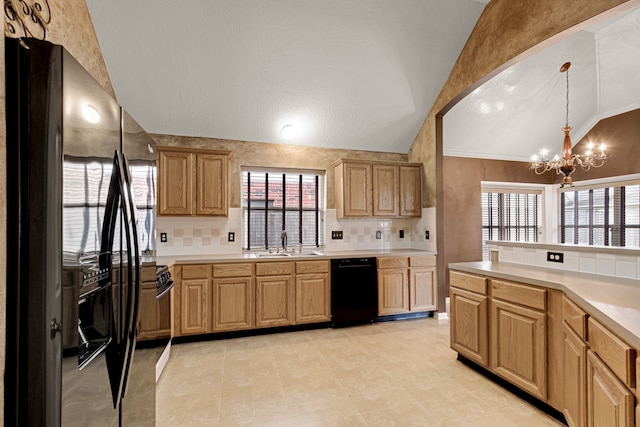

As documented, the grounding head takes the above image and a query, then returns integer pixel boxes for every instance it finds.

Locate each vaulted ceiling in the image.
[443,6,640,162]
[86,1,487,154]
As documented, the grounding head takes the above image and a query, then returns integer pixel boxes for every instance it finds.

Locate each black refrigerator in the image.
[5,38,157,426]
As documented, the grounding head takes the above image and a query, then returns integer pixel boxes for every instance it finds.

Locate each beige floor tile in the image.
[156,318,566,427]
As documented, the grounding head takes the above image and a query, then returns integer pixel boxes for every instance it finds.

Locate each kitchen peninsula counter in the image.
[449,261,640,349]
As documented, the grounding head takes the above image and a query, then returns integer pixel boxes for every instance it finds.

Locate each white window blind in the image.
[482,190,540,260]
[560,184,640,247]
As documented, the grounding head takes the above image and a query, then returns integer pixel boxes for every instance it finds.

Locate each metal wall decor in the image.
[5,0,51,40]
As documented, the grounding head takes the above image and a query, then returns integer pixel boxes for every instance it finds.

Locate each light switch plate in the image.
[331,230,343,240]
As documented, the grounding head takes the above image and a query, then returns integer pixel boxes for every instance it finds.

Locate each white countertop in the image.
[157,249,436,267]
[449,261,640,350]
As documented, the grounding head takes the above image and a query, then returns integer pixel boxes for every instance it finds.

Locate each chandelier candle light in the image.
[530,61,609,187]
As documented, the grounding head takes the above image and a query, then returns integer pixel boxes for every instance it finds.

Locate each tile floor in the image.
[156,318,564,426]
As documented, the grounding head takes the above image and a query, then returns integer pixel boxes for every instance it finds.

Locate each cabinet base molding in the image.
[456,354,567,426]
[376,311,434,323]
[171,321,330,345]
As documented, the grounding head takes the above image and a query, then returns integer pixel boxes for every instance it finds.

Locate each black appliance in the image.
[330,257,378,327]
[5,38,157,426]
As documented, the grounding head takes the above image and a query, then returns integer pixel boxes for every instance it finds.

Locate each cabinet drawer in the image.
[256,262,294,276]
[588,318,635,389]
[140,264,157,282]
[409,256,436,267]
[450,271,487,295]
[213,263,253,278]
[378,257,408,269]
[490,279,546,311]
[182,264,211,280]
[296,260,329,274]
[562,295,588,341]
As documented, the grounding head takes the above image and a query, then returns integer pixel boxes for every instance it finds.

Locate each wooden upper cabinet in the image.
[399,165,421,217]
[334,159,421,218]
[158,147,230,216]
[335,160,372,217]
[196,153,228,216]
[158,150,194,215]
[372,164,398,217]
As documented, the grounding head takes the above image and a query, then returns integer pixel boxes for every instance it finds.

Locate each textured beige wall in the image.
[4,0,114,420]
[151,134,409,210]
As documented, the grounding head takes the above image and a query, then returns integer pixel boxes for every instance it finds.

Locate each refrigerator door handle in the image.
[119,154,141,398]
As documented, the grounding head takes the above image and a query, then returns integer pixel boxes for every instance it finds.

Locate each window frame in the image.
[481,183,544,261]
[242,167,325,251]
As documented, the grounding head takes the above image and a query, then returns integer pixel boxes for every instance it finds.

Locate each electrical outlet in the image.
[425,230,430,240]
[228,232,235,242]
[331,230,343,240]
[399,230,404,238]
[547,251,564,263]
[160,232,167,243]
[376,230,382,239]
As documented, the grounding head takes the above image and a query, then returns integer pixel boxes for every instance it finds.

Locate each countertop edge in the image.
[449,261,640,350]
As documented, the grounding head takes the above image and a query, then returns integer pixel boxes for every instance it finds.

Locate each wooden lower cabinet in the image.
[409,267,436,312]
[181,277,209,335]
[587,350,635,427]
[450,287,489,367]
[295,274,330,323]
[490,298,547,400]
[255,275,294,327]
[378,267,409,315]
[138,282,172,340]
[295,260,330,324]
[564,323,588,427]
[212,277,254,331]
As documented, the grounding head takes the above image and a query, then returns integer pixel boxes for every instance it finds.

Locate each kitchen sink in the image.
[252,251,325,258]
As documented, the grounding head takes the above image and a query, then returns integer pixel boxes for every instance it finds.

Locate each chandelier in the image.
[530,62,609,187]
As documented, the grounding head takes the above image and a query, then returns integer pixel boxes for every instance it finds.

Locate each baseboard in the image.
[436,312,449,321]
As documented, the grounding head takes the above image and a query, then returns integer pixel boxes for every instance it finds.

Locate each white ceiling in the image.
[443,6,640,162]
[85,1,486,154]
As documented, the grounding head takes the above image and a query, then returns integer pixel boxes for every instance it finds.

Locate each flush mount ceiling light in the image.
[530,62,609,187]
[82,104,100,123]
[281,124,297,140]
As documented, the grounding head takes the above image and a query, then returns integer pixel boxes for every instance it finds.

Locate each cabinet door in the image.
[490,299,547,400]
[372,164,398,217]
[295,273,330,324]
[255,275,294,328]
[212,277,254,331]
[137,285,159,340]
[377,268,409,315]
[587,350,635,427]
[399,165,421,217]
[181,278,209,335]
[450,287,489,367]
[343,162,372,217]
[409,267,436,312]
[158,150,194,215]
[196,153,228,216]
[564,323,588,427]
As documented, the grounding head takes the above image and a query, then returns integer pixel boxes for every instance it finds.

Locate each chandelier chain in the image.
[565,67,570,128]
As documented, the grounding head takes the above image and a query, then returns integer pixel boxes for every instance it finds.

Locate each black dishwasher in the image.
[330,258,378,327]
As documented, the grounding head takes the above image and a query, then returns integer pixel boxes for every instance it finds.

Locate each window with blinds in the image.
[481,189,540,260]
[242,169,325,250]
[560,183,640,247]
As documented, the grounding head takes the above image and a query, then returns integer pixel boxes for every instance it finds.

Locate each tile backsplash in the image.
[488,241,640,280]
[157,207,436,257]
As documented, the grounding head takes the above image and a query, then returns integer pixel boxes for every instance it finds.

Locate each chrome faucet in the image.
[281,230,288,252]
